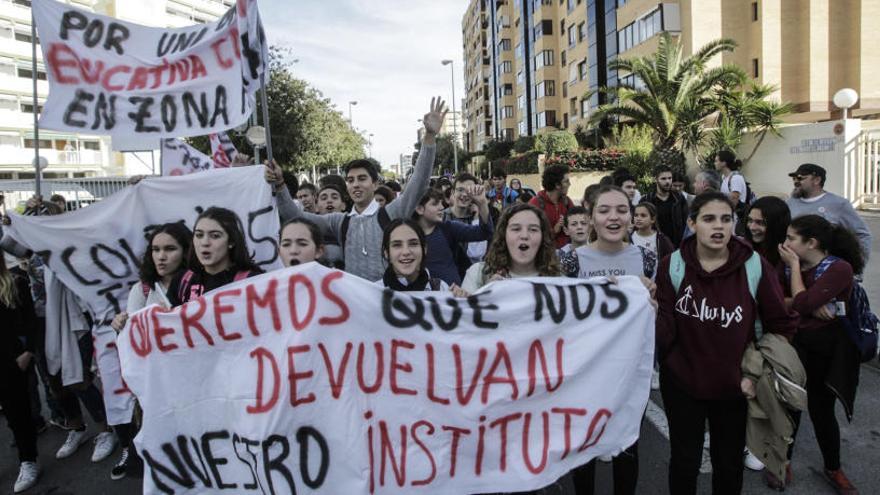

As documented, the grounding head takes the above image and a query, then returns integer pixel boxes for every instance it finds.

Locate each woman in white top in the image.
[109,222,191,480]
[462,203,561,293]
[378,219,450,292]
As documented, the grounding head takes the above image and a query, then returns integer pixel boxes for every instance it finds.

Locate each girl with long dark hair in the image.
[775,215,864,492]
[109,222,192,480]
[0,254,42,492]
[744,196,791,284]
[278,218,325,267]
[167,207,262,306]
[655,192,798,495]
[378,219,449,292]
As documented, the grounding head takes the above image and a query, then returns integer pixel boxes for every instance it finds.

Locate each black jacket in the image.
[1,274,37,372]
[645,190,689,246]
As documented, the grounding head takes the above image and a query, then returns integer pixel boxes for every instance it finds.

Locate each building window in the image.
[751,2,759,21]
[502,128,515,141]
[578,22,586,42]
[536,80,556,98]
[537,110,557,128]
[14,31,37,44]
[561,50,567,66]
[503,84,514,96]
[12,0,32,8]
[16,67,47,81]
[502,106,515,118]
[568,26,577,47]
[578,60,587,80]
[569,64,579,83]
[501,61,512,73]
[519,120,527,136]
[751,58,759,77]
[517,70,524,85]
[535,49,554,69]
[20,103,43,114]
[24,138,51,149]
[581,99,589,118]
[82,141,101,151]
[518,94,525,109]
[499,39,511,51]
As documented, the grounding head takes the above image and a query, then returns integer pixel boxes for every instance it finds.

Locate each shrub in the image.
[535,130,579,155]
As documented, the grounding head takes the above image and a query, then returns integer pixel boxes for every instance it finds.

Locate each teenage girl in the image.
[167,207,262,306]
[776,214,864,493]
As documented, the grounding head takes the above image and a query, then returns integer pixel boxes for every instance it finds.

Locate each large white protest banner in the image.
[8,166,280,425]
[161,138,215,176]
[118,264,655,494]
[6,166,281,322]
[32,0,266,139]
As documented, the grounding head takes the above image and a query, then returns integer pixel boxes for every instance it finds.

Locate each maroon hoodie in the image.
[655,236,799,400]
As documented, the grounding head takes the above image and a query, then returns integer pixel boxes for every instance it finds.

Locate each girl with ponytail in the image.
[776,215,863,492]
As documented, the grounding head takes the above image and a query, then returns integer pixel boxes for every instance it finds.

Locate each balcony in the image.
[0,146,105,168]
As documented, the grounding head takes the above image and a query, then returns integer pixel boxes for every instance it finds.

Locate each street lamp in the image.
[441,59,459,175]
[833,88,859,120]
[348,101,358,128]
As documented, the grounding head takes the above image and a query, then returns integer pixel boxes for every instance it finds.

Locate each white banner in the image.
[33,0,266,138]
[6,166,281,322]
[161,138,214,176]
[119,264,655,494]
[209,132,238,167]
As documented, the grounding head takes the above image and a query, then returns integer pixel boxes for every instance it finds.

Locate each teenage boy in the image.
[645,165,689,246]
[486,168,519,209]
[445,173,495,263]
[415,187,493,285]
[296,183,318,213]
[530,164,575,248]
[271,97,445,281]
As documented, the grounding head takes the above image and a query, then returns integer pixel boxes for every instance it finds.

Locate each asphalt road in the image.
[3,216,880,494]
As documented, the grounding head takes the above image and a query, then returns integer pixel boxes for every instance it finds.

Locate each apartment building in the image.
[462,0,880,150]
[0,0,234,180]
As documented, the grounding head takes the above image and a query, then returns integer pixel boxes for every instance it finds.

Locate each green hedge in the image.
[545,149,624,172]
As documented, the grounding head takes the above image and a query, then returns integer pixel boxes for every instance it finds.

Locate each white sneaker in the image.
[744,449,765,471]
[56,429,90,459]
[651,371,660,390]
[91,431,118,462]
[14,461,39,493]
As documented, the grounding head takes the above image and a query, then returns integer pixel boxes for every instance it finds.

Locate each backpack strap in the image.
[669,250,686,294]
[377,207,392,231]
[339,215,352,250]
[178,270,194,303]
[744,251,764,341]
[813,256,839,280]
[233,270,250,282]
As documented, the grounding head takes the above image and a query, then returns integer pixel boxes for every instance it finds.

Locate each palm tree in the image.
[587,33,746,173]
[704,82,793,166]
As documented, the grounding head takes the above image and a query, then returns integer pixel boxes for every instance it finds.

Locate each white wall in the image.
[733,119,861,198]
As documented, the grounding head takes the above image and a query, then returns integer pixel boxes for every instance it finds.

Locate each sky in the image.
[260,0,470,169]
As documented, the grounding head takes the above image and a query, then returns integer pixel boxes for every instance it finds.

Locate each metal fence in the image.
[0,177,134,211]
[853,131,880,210]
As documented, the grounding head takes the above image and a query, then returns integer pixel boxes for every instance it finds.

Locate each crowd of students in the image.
[0,97,875,494]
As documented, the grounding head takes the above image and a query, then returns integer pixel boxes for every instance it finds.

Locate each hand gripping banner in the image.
[118,264,655,494]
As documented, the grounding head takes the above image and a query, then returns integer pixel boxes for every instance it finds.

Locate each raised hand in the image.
[467,185,487,206]
[422,97,448,142]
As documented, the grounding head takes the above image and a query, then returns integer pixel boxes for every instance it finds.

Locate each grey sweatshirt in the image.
[277,144,436,281]
[787,192,873,261]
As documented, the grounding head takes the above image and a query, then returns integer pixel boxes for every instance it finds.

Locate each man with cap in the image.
[786,163,872,260]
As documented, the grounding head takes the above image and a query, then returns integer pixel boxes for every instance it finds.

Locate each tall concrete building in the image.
[462,0,880,150]
[0,0,235,180]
